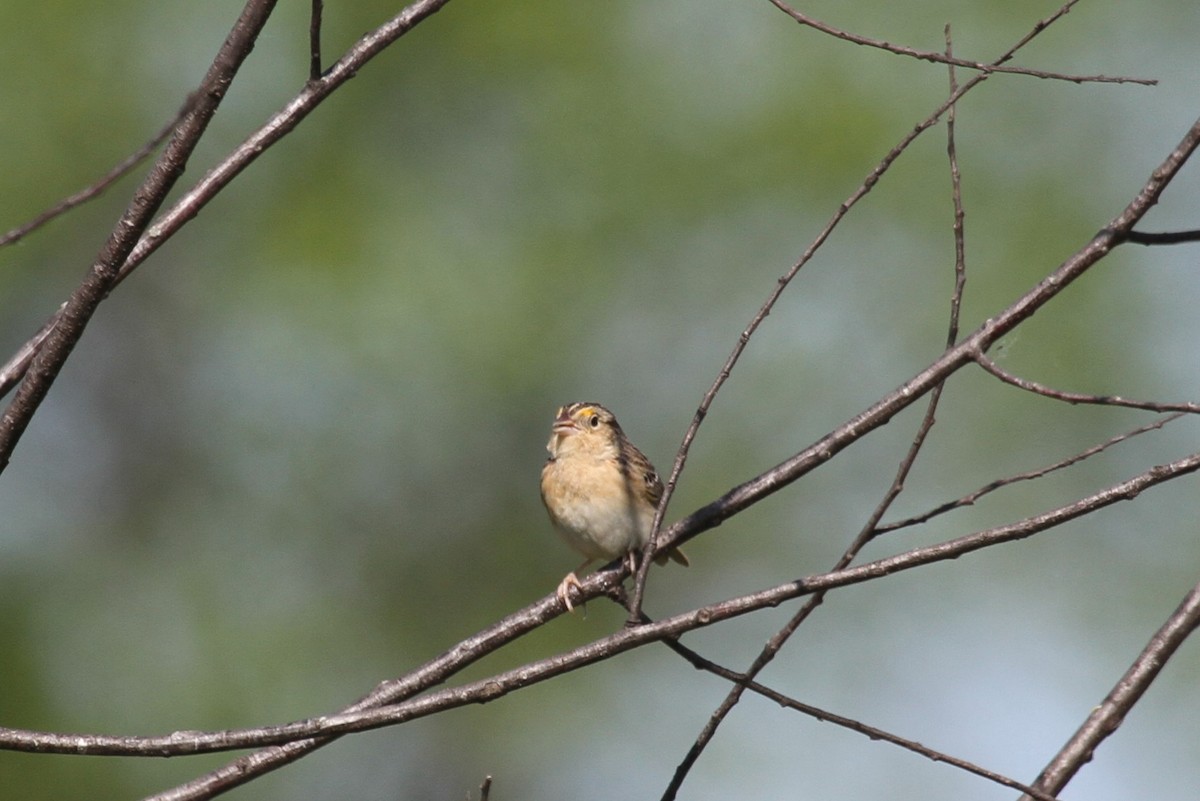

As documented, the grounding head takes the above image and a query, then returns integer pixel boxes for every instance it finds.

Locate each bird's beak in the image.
[546,407,580,458]
[552,407,579,436]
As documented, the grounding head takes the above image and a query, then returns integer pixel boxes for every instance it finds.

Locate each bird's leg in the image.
[556,559,594,612]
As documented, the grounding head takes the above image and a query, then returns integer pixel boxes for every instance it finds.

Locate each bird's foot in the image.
[556,572,584,612]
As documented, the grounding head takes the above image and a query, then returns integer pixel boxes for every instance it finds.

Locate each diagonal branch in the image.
[1018,577,1200,800]
[309,0,324,81]
[768,0,1155,85]
[1123,228,1200,245]
[975,352,1200,413]
[877,413,1185,534]
[0,103,192,249]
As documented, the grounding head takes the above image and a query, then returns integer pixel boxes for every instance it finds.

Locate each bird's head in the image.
[545,402,622,459]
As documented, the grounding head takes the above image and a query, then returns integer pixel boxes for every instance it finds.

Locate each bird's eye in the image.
[588,415,601,429]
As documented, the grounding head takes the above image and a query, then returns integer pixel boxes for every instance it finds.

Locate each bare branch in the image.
[0,312,60,398]
[975,351,1200,413]
[768,0,1155,86]
[1019,577,1200,800]
[1123,228,1200,245]
[0,104,190,249]
[945,25,967,349]
[878,413,1185,534]
[309,0,324,81]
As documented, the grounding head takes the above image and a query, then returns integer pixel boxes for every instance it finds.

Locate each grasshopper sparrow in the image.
[540,402,688,610]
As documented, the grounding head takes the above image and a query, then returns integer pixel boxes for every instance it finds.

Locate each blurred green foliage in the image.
[1,1,1199,799]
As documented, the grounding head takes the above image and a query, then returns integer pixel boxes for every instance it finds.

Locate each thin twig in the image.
[975,351,1200,413]
[0,105,191,249]
[1018,577,1200,800]
[945,25,967,349]
[1123,228,1200,245]
[0,312,61,398]
[768,0,1155,86]
[877,413,1185,534]
[309,0,324,81]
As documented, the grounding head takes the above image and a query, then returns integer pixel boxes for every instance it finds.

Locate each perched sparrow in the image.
[540,402,688,610]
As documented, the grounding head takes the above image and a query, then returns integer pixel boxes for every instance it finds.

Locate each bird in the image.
[540,402,688,611]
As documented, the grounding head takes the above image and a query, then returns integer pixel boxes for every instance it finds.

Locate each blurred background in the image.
[1,0,1199,798]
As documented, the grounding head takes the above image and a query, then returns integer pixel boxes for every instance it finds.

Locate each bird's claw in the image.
[556,572,584,612]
